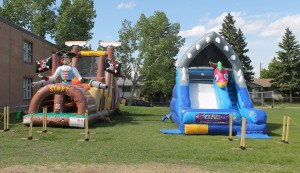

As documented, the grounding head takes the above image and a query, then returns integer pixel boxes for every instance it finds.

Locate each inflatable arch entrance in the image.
[28,84,87,115]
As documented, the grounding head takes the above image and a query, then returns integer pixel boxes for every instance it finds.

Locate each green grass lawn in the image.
[0,106,300,172]
[273,103,300,107]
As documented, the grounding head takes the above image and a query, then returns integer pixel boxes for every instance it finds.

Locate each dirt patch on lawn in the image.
[0,163,210,173]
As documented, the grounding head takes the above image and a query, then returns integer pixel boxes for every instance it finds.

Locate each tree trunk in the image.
[289,89,293,103]
[129,81,137,106]
[121,78,126,98]
[160,92,164,106]
[129,87,134,106]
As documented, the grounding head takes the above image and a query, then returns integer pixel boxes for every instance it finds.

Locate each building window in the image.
[23,40,33,63]
[23,78,32,99]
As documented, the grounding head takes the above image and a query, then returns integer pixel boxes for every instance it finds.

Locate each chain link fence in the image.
[249,91,300,107]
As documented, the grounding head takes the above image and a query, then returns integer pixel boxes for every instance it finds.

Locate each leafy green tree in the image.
[219,13,254,82]
[117,11,184,103]
[136,11,185,99]
[0,0,56,38]
[117,20,140,103]
[0,0,32,29]
[31,0,57,38]
[267,58,281,79]
[260,68,270,78]
[271,28,300,102]
[55,0,96,49]
[260,58,281,79]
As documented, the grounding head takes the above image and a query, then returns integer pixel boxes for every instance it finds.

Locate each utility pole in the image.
[259,63,262,79]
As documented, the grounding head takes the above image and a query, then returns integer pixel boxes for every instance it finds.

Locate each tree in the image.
[0,0,32,29]
[236,29,254,82]
[270,28,300,102]
[0,0,56,38]
[260,68,270,78]
[117,20,140,104]
[137,11,184,99]
[219,13,238,46]
[219,13,254,82]
[266,58,281,79]
[260,57,281,79]
[117,11,184,103]
[31,0,57,38]
[55,0,96,49]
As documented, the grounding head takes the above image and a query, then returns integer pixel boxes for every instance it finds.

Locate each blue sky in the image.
[55,0,300,78]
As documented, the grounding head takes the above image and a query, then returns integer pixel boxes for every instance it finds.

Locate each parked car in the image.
[125,99,153,107]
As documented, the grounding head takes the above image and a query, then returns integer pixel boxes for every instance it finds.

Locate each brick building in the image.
[0,17,59,109]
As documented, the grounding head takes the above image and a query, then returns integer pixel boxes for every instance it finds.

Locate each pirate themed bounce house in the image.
[161,32,269,138]
[23,42,123,128]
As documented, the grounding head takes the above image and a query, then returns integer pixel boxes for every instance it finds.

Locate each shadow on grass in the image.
[267,123,283,136]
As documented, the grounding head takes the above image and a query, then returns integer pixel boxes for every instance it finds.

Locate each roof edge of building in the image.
[0,16,59,48]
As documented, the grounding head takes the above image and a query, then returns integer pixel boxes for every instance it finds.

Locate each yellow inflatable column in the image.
[88,87,101,111]
[184,124,208,134]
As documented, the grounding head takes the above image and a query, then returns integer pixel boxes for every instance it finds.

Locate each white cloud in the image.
[179,12,244,39]
[220,12,266,36]
[259,15,300,37]
[179,12,300,45]
[179,26,206,38]
[117,1,136,9]
[240,20,265,34]
[181,12,300,39]
[206,12,243,27]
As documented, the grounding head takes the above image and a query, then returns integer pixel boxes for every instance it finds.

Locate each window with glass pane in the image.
[23,41,33,63]
[23,78,32,99]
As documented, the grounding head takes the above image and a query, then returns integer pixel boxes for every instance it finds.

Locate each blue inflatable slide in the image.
[161,32,269,138]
